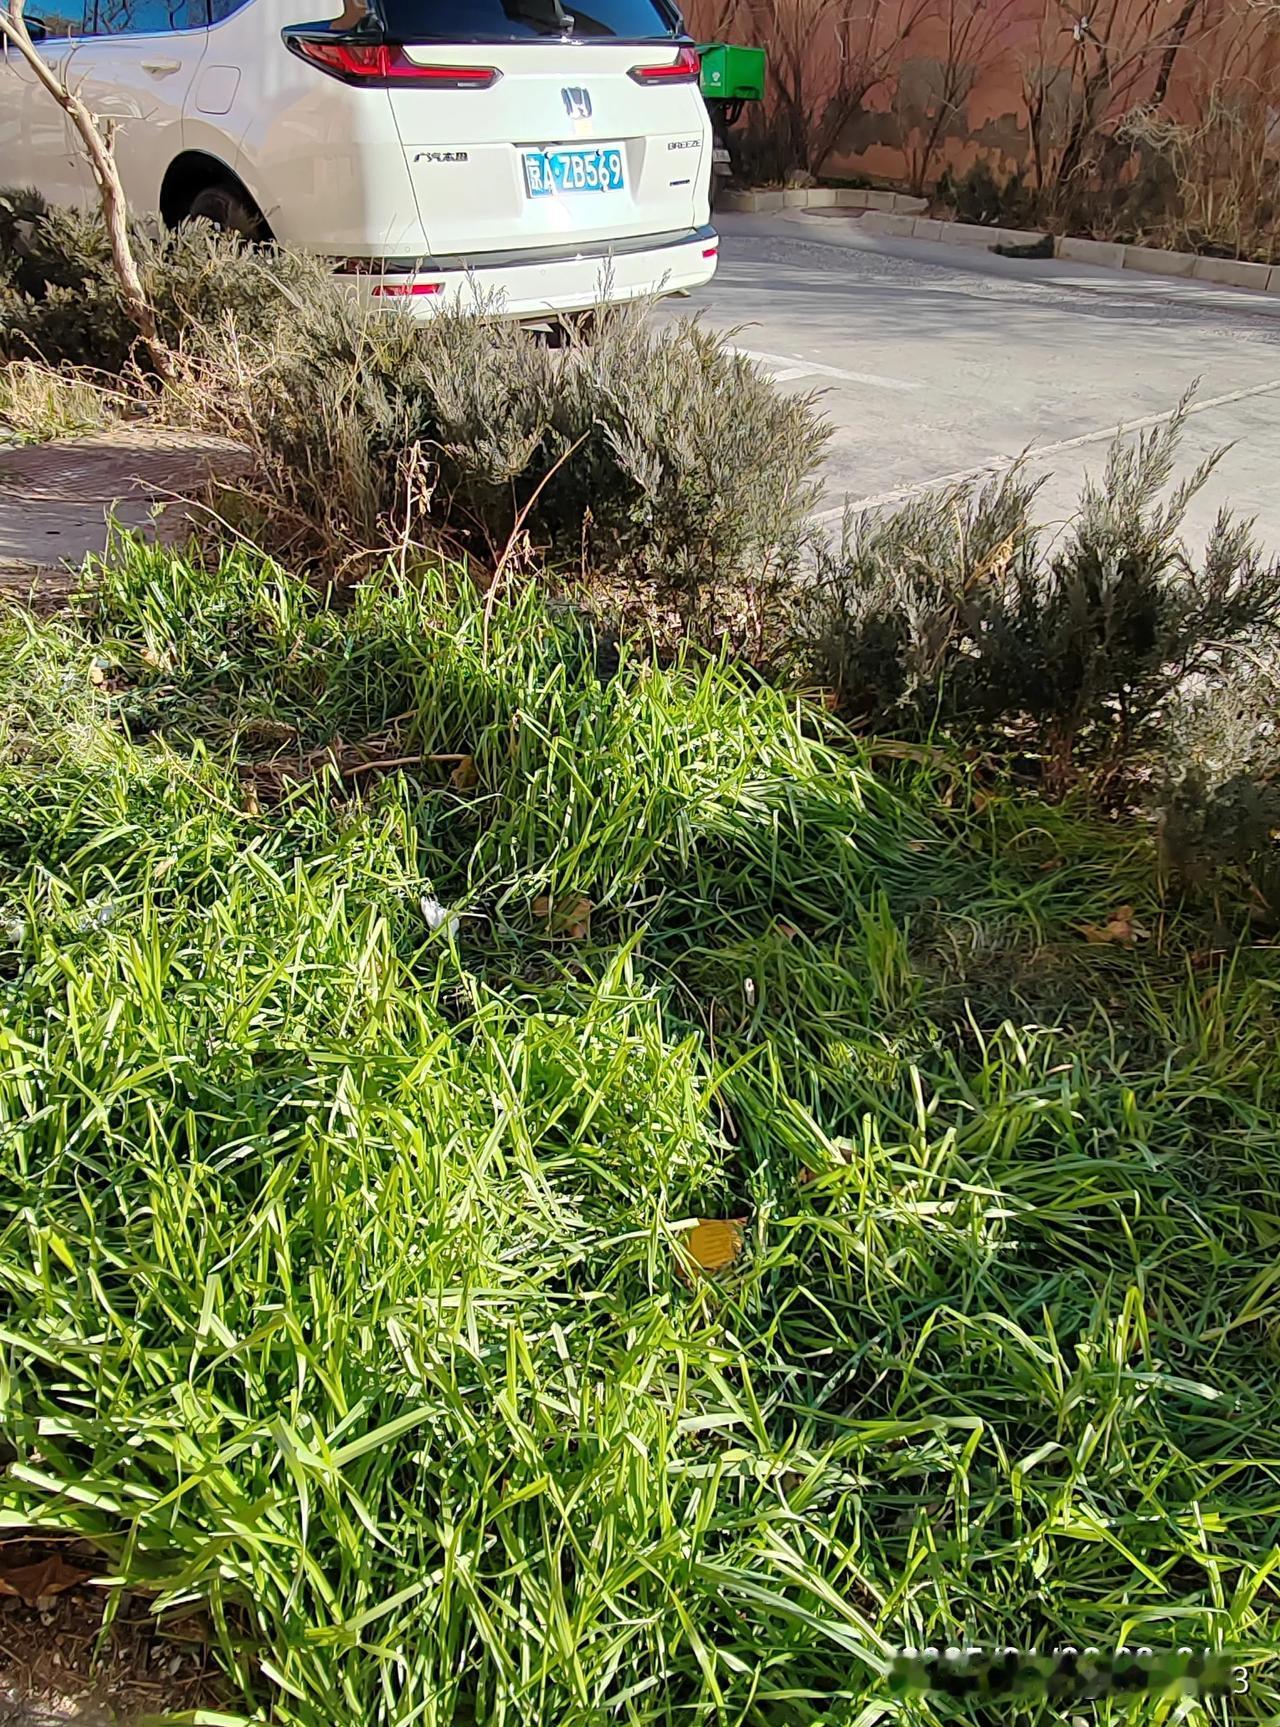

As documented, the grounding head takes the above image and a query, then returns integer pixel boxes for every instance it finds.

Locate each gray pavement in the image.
[670,210,1280,555]
[0,429,250,592]
[5,222,1277,591]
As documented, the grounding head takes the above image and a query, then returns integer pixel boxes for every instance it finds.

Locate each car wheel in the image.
[187,184,265,242]
[541,311,598,347]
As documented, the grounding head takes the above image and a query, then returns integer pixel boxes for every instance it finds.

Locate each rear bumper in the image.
[338,225,719,318]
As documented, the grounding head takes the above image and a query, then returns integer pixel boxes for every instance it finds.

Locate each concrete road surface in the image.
[667,210,1280,556]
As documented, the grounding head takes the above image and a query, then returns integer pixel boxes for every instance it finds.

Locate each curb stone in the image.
[1056,236,1125,269]
[857,210,918,238]
[1127,247,1196,278]
[718,186,927,216]
[777,206,1279,295]
[1190,255,1272,290]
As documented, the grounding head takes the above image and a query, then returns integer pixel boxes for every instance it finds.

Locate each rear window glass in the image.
[369,0,684,41]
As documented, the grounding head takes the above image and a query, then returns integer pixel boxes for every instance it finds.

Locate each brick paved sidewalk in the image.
[0,427,251,606]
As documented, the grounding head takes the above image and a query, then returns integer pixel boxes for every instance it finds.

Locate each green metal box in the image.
[697,42,766,104]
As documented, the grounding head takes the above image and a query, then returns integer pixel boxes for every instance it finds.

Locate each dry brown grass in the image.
[1124,78,1280,261]
[0,360,122,445]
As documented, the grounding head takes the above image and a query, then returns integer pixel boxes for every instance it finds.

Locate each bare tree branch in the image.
[897,0,1023,195]
[741,0,931,178]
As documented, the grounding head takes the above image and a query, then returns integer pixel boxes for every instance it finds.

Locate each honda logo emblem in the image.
[561,86,592,119]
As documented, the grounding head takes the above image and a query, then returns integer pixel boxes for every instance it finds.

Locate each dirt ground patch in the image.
[0,1540,226,1726]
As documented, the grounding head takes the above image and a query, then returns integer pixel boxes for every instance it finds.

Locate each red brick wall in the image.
[689,0,1280,190]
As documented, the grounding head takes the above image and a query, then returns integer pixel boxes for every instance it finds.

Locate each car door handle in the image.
[141,58,182,74]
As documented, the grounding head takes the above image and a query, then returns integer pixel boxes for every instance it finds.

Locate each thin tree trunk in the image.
[1150,0,1201,110]
[0,0,171,381]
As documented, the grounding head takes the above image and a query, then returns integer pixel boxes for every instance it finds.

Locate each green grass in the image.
[0,537,1278,1726]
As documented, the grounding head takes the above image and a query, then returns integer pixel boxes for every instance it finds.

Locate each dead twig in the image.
[481,431,588,659]
[341,753,466,778]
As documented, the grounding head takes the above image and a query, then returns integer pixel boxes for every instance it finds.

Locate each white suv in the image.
[0,0,718,316]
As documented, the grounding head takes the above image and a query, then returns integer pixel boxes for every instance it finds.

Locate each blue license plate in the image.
[523,146,625,198]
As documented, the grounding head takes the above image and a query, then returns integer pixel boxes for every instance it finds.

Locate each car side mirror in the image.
[24,13,51,37]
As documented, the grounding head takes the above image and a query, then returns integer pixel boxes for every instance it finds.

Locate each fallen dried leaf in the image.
[450,755,479,791]
[1190,947,1227,971]
[797,1140,856,1187]
[685,1218,746,1274]
[1079,905,1147,945]
[0,1555,90,1608]
[967,531,1017,588]
[533,894,592,940]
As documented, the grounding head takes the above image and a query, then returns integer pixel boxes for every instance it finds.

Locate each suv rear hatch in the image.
[291,0,708,261]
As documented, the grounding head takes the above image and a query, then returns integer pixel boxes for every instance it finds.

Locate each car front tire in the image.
[187,184,266,242]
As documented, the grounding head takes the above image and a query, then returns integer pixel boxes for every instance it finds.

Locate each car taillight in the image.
[628,44,700,85]
[373,281,444,297]
[288,38,500,88]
